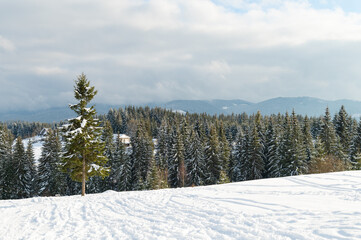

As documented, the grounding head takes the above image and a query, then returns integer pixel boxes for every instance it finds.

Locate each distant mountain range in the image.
[155,97,361,117]
[0,104,120,123]
[1,97,361,123]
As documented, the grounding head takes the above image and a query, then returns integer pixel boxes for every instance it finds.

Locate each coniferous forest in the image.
[0,105,360,199]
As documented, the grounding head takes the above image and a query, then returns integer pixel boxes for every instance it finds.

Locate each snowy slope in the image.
[1,171,361,240]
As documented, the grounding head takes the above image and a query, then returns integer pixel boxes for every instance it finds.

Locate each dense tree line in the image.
[1,105,361,199]
[5,121,53,139]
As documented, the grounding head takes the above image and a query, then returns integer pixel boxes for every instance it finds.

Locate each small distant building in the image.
[39,128,50,137]
[117,134,131,147]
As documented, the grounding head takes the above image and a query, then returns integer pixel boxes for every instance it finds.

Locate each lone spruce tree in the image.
[62,73,108,196]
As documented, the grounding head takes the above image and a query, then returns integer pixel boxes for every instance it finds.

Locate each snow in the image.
[172,109,186,114]
[81,119,87,128]
[70,127,82,136]
[1,171,361,239]
[67,116,81,122]
[21,136,43,162]
[88,164,101,172]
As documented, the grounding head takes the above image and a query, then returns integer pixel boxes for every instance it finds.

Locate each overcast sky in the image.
[1,0,361,112]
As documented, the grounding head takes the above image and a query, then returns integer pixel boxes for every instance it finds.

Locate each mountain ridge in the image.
[1,97,361,122]
[158,97,361,117]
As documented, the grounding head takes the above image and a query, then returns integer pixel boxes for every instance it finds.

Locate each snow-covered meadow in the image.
[1,171,361,240]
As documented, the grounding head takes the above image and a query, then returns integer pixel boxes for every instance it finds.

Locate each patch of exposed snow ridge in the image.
[1,171,361,239]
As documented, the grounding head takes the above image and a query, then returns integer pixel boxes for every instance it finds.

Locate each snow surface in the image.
[2,171,361,239]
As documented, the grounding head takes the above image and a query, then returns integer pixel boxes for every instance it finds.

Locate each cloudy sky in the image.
[1,0,361,112]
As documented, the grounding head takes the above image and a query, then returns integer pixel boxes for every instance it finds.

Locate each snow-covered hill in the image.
[1,171,361,240]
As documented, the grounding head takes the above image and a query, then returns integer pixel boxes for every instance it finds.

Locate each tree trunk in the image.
[82,154,86,196]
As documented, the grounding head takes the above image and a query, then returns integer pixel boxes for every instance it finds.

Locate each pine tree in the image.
[204,126,221,184]
[312,107,347,171]
[230,130,244,182]
[118,152,132,191]
[61,73,108,196]
[248,125,264,180]
[25,139,37,197]
[320,108,340,156]
[218,121,231,177]
[186,129,206,186]
[302,116,315,172]
[278,112,293,176]
[311,136,346,173]
[319,107,346,166]
[242,128,253,180]
[310,118,322,139]
[310,137,326,173]
[278,111,308,176]
[0,128,4,199]
[65,176,82,196]
[107,109,122,134]
[89,120,114,193]
[263,119,279,178]
[181,118,193,185]
[180,117,191,149]
[167,127,186,188]
[120,109,128,134]
[334,106,352,165]
[0,125,12,199]
[218,170,230,184]
[130,121,154,190]
[38,130,66,196]
[12,137,32,199]
[350,119,361,169]
[290,110,307,175]
[146,157,161,190]
[155,120,170,186]
[108,135,127,191]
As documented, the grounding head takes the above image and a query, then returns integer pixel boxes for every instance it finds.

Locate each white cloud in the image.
[199,60,231,75]
[0,36,15,51]
[1,0,361,111]
[34,67,67,75]
[95,0,361,47]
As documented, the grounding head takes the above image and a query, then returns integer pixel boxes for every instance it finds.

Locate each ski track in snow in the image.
[2,171,361,239]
